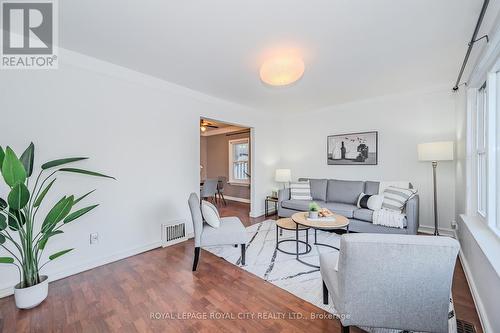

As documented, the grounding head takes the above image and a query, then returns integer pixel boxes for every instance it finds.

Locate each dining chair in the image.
[200,178,218,204]
[217,176,227,206]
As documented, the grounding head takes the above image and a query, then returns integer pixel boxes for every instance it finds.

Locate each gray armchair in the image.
[321,234,459,332]
[188,193,248,271]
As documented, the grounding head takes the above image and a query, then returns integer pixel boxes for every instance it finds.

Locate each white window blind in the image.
[228,139,249,184]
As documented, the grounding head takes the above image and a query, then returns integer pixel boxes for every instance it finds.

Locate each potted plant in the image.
[308,202,320,219]
[0,143,114,309]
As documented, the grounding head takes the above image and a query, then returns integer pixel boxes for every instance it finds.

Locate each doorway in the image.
[199,118,253,221]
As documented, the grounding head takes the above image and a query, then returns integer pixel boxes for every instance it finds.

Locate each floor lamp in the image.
[418,141,454,236]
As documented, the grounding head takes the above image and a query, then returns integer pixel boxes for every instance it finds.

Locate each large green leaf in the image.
[41,157,88,170]
[7,183,30,210]
[0,257,14,264]
[38,230,63,250]
[34,178,56,208]
[49,248,74,261]
[41,196,74,232]
[73,189,96,206]
[59,168,115,180]
[64,205,98,224]
[8,209,25,231]
[0,214,6,230]
[0,146,4,169]
[20,143,35,177]
[1,147,26,187]
[0,234,5,245]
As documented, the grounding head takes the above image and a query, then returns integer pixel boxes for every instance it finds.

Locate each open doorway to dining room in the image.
[199,117,254,223]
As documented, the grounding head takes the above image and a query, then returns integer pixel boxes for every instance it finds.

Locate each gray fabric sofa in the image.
[278,178,419,235]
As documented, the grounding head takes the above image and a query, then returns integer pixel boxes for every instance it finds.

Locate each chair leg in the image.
[192,247,200,271]
[323,280,329,305]
[241,244,246,265]
[221,193,227,206]
[341,324,350,333]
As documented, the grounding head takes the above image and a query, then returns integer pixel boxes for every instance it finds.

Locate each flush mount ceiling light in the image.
[259,55,304,86]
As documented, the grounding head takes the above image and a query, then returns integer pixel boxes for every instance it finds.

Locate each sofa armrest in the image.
[404,195,419,235]
[278,188,290,205]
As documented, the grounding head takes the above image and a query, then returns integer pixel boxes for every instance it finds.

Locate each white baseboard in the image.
[418,225,456,237]
[0,241,163,298]
[458,249,490,333]
[224,196,250,204]
[249,209,270,218]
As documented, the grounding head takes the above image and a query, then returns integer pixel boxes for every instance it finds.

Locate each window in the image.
[469,71,500,236]
[228,138,249,184]
[476,83,487,217]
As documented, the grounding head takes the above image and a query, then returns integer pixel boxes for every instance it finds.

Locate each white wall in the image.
[0,49,280,295]
[277,87,457,232]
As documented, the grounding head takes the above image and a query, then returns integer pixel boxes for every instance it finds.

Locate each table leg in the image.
[295,223,299,260]
[276,224,279,249]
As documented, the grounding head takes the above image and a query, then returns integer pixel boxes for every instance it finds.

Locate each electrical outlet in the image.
[451,220,457,230]
[90,233,99,245]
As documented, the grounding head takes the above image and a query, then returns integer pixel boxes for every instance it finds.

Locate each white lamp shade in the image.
[275,169,291,182]
[418,141,454,161]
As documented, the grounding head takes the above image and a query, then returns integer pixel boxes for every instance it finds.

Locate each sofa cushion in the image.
[309,179,328,201]
[201,216,248,246]
[364,181,380,195]
[353,208,374,222]
[322,202,358,218]
[327,179,365,205]
[282,199,323,211]
[298,178,328,201]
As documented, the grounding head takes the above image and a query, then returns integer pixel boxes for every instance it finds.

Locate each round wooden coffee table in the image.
[291,212,349,268]
[275,218,311,255]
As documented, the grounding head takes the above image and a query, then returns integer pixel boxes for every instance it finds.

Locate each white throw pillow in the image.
[201,200,221,228]
[290,181,313,200]
[367,194,384,211]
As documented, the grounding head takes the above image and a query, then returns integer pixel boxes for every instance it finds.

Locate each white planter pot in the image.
[308,211,319,219]
[14,275,49,309]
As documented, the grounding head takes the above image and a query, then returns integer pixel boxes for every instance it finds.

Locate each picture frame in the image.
[327,131,378,165]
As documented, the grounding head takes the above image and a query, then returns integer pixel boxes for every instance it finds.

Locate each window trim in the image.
[476,83,487,218]
[467,71,499,235]
[228,138,250,185]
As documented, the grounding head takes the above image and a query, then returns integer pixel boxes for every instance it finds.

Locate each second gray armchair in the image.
[321,233,459,333]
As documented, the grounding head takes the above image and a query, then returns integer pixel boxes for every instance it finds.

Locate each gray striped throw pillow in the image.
[382,186,417,212]
[290,181,313,200]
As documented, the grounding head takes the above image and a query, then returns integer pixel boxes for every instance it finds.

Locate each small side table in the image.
[265,196,278,217]
[275,218,311,255]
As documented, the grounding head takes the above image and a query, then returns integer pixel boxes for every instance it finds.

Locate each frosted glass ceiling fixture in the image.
[260,55,304,86]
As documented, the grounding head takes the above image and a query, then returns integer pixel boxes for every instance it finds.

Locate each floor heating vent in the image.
[162,221,187,247]
[457,319,476,333]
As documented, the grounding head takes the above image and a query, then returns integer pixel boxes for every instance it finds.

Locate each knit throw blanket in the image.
[372,208,406,229]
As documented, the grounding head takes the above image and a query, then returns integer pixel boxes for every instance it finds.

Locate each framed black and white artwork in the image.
[327,131,378,165]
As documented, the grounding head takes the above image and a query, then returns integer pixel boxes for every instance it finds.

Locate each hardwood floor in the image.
[0,200,483,333]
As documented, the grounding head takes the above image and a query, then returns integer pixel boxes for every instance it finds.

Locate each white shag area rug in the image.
[205,220,456,333]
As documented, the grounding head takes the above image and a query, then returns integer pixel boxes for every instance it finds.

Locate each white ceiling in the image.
[61,0,499,113]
